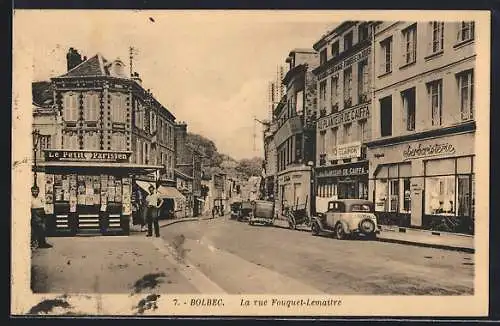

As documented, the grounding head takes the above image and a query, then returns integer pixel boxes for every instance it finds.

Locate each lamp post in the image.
[32,129,40,188]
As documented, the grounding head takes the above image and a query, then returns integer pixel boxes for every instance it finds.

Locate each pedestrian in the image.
[137,187,147,232]
[31,186,52,249]
[145,185,163,238]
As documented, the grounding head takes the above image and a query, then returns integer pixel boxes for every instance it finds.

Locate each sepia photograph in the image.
[11,10,490,317]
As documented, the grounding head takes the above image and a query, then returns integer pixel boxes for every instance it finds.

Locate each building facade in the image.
[366,21,475,234]
[274,49,318,218]
[312,21,373,204]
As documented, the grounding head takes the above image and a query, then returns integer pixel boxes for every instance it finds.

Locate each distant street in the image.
[32,215,474,296]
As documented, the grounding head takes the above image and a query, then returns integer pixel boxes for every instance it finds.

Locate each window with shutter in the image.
[457,70,474,121]
[63,92,79,122]
[84,92,99,122]
[379,37,392,75]
[457,22,475,42]
[427,80,443,126]
[429,22,444,54]
[402,24,417,65]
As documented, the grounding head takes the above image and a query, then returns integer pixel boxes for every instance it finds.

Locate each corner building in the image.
[274,49,318,218]
[312,21,373,201]
[366,21,476,234]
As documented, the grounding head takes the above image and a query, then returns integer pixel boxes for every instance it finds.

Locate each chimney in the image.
[66,47,83,71]
[174,122,188,164]
[131,72,142,85]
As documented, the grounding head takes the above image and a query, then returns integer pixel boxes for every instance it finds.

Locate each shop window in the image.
[401,178,411,213]
[358,181,368,200]
[330,75,339,113]
[343,67,352,107]
[457,175,471,216]
[84,92,99,122]
[375,178,388,212]
[427,79,442,126]
[457,69,474,121]
[380,96,392,137]
[401,87,416,131]
[379,37,393,75]
[401,24,417,65]
[389,179,399,212]
[63,92,79,122]
[457,21,474,43]
[429,22,444,54]
[425,176,455,215]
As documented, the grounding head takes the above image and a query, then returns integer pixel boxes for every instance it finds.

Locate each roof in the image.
[288,48,316,56]
[32,81,54,107]
[313,21,357,51]
[58,54,108,78]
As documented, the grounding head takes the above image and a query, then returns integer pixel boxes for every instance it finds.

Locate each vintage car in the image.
[238,200,254,221]
[230,202,242,219]
[248,200,274,226]
[310,199,379,240]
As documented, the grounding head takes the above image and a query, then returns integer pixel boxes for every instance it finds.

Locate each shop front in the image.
[367,131,475,234]
[315,161,369,201]
[38,149,163,236]
[276,166,312,219]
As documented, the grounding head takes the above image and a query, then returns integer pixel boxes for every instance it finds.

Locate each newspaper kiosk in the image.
[38,149,163,236]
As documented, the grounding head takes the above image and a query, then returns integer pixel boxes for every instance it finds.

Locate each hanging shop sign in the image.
[317,105,370,131]
[326,141,362,161]
[316,161,368,178]
[402,142,456,160]
[44,150,131,163]
[317,48,370,80]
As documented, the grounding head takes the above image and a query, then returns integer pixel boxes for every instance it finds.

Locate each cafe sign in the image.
[317,48,370,80]
[316,161,368,178]
[44,149,131,163]
[403,142,456,160]
[318,105,370,131]
[327,141,362,161]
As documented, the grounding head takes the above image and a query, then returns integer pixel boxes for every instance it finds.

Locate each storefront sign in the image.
[402,143,456,160]
[327,142,362,160]
[317,48,370,80]
[316,162,368,178]
[317,105,370,131]
[44,150,131,163]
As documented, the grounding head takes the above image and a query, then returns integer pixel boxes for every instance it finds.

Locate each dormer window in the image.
[344,32,353,51]
[331,41,339,58]
[320,49,327,65]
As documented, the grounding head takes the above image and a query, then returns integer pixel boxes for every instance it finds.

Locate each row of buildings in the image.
[262,21,476,234]
[32,48,206,234]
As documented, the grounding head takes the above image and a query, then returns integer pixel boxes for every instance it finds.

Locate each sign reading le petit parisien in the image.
[44,150,131,163]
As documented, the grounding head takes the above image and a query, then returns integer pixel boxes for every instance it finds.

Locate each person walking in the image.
[31,186,52,249]
[145,185,163,238]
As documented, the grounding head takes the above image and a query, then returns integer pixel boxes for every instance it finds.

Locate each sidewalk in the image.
[129,214,215,233]
[272,218,474,253]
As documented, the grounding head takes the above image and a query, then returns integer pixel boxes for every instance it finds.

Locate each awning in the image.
[196,198,205,202]
[136,180,154,194]
[37,161,164,174]
[157,186,185,200]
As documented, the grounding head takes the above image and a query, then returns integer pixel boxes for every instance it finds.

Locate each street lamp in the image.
[32,129,40,188]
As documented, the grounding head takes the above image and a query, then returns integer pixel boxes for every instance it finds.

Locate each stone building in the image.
[366,21,475,234]
[312,21,373,203]
[273,49,319,218]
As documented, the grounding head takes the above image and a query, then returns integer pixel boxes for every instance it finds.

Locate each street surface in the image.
[32,215,474,296]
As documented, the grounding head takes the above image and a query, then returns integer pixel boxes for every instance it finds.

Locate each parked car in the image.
[248,200,274,226]
[238,200,253,221]
[310,199,379,240]
[230,202,242,219]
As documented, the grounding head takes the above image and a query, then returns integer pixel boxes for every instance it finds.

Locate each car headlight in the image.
[359,219,375,233]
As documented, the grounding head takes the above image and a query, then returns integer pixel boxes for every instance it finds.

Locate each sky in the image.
[17,11,340,160]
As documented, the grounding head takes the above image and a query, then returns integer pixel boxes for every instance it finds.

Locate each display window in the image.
[373,163,411,214]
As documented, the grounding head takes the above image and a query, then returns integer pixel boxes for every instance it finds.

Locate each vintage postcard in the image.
[11,10,490,317]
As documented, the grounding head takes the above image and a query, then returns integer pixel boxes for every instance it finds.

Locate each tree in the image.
[235,157,263,178]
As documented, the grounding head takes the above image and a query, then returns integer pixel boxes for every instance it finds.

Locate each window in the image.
[402,24,417,65]
[358,59,369,103]
[111,93,126,123]
[358,24,369,42]
[457,21,474,42]
[319,131,326,154]
[331,127,338,149]
[380,96,392,137]
[84,92,99,122]
[136,139,142,164]
[358,119,367,142]
[457,70,474,121]
[401,87,416,131]
[344,32,353,51]
[330,76,339,113]
[63,132,79,150]
[343,123,352,143]
[380,37,393,75]
[343,67,352,107]
[319,80,327,116]
[331,41,339,57]
[351,204,371,212]
[430,22,444,54]
[427,80,442,126]
[296,90,304,115]
[295,134,302,162]
[374,164,411,215]
[63,92,79,122]
[150,111,157,134]
[111,133,126,151]
[38,135,51,158]
[84,131,100,150]
[425,176,456,215]
[320,49,327,65]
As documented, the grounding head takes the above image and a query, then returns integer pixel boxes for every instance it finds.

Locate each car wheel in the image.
[311,222,320,236]
[335,223,346,240]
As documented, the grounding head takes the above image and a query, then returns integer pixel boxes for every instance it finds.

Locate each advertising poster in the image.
[115,180,122,203]
[54,186,64,201]
[69,197,77,213]
[62,176,70,201]
[77,177,86,205]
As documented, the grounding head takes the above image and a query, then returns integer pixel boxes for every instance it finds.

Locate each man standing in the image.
[145,185,163,238]
[31,186,52,249]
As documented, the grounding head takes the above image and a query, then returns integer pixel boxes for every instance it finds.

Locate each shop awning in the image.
[157,186,185,200]
[196,198,205,202]
[136,180,154,194]
[37,161,164,174]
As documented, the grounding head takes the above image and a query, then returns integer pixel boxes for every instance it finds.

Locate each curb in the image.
[376,237,475,253]
[159,216,216,229]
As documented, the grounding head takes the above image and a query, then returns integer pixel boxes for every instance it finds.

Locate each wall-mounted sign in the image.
[316,161,368,178]
[317,105,370,131]
[317,48,370,80]
[402,143,456,160]
[327,142,362,161]
[44,150,131,163]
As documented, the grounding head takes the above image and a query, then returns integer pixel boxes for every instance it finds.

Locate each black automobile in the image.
[230,202,242,219]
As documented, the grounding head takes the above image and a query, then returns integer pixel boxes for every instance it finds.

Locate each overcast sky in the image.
[18,11,340,159]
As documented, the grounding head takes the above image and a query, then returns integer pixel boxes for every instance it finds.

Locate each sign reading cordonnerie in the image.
[317,105,370,131]
[44,150,131,163]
